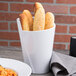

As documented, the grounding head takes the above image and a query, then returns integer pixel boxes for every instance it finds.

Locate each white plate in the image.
[0,58,32,76]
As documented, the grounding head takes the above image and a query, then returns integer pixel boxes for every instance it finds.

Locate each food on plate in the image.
[33,8,45,31]
[19,13,29,31]
[23,10,33,31]
[34,2,43,14]
[45,12,54,29]
[0,65,17,76]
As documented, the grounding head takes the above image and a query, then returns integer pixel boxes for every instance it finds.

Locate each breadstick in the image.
[45,12,54,29]
[23,10,33,31]
[33,8,45,31]
[34,2,43,14]
[19,13,29,31]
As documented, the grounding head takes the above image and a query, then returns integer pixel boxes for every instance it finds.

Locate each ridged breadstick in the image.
[23,10,33,31]
[34,2,43,14]
[33,8,45,31]
[45,12,54,29]
[19,13,29,31]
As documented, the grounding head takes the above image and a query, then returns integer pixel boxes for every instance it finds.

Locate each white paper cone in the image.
[17,18,56,74]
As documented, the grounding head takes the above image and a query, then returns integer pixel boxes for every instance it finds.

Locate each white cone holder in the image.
[17,18,56,74]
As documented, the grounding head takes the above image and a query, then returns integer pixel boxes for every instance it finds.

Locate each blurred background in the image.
[0,0,76,51]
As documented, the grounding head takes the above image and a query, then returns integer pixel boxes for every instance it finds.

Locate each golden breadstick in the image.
[19,13,29,31]
[23,10,33,31]
[33,8,45,31]
[34,2,43,13]
[45,12,54,29]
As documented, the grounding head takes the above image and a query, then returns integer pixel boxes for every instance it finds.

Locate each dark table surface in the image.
[0,46,69,76]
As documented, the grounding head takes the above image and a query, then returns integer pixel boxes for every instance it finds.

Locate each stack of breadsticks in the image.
[19,2,55,31]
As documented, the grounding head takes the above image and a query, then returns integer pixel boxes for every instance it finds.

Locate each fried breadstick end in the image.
[19,13,29,31]
[23,10,33,31]
[34,2,43,14]
[45,12,54,29]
